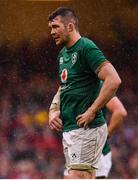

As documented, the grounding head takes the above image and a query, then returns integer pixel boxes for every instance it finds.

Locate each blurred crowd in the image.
[0,37,137,179]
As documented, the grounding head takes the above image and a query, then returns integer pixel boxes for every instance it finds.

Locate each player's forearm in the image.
[49,87,61,112]
[108,112,124,137]
[108,107,127,137]
[49,87,62,131]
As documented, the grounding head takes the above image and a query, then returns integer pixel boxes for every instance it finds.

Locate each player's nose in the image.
[51,28,56,36]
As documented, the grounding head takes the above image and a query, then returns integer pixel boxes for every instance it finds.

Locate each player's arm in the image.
[77,61,121,128]
[49,87,62,131]
[49,87,60,112]
[106,96,127,137]
[91,61,121,112]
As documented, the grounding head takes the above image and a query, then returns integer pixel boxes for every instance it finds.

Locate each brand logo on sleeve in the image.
[61,69,68,83]
[59,57,64,64]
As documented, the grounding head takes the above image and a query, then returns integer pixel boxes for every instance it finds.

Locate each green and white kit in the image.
[58,37,107,132]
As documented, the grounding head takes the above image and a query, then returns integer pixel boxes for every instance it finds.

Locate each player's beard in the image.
[55,37,67,46]
[54,32,70,47]
[63,35,70,47]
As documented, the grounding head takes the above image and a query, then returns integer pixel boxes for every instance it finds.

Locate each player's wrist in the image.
[49,102,59,111]
[88,106,97,114]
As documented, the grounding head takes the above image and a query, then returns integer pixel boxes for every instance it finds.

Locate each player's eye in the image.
[52,25,59,28]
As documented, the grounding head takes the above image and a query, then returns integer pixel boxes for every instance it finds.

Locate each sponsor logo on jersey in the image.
[59,57,64,64]
[61,68,68,83]
[61,84,70,90]
[71,52,77,65]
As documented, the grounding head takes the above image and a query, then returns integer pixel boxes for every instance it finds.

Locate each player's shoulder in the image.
[81,37,97,48]
[80,37,99,53]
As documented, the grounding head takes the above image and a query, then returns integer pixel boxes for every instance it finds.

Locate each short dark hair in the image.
[48,7,78,29]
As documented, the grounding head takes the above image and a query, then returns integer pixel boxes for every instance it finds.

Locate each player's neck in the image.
[66,32,81,49]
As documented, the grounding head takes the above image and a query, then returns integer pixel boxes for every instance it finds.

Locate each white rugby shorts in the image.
[63,124,108,173]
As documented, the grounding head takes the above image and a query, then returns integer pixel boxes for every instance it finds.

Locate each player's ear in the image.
[68,23,74,32]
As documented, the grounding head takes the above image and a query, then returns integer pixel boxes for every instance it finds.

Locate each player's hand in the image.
[76,108,96,128]
[49,110,63,132]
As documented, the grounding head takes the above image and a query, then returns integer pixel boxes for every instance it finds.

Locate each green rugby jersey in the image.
[102,141,111,155]
[58,37,107,132]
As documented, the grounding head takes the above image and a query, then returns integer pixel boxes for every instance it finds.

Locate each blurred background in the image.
[0,0,137,178]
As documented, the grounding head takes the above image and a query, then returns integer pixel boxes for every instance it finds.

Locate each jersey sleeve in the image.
[84,41,107,73]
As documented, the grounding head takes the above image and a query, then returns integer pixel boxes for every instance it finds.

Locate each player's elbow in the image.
[121,109,127,119]
[110,77,121,92]
[114,76,122,89]
[117,108,127,120]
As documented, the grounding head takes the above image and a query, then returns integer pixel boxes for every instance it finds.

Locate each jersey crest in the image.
[61,69,68,83]
[71,52,77,65]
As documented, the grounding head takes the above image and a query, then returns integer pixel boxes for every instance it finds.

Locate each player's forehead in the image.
[48,15,64,27]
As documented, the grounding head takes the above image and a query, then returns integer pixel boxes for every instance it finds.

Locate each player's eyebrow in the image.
[51,24,60,28]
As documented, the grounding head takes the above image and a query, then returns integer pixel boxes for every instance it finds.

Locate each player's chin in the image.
[55,41,62,46]
[55,41,60,45]
[54,38,59,44]
[55,39,64,46]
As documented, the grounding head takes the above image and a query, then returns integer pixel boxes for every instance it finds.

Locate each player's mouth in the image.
[54,37,58,40]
